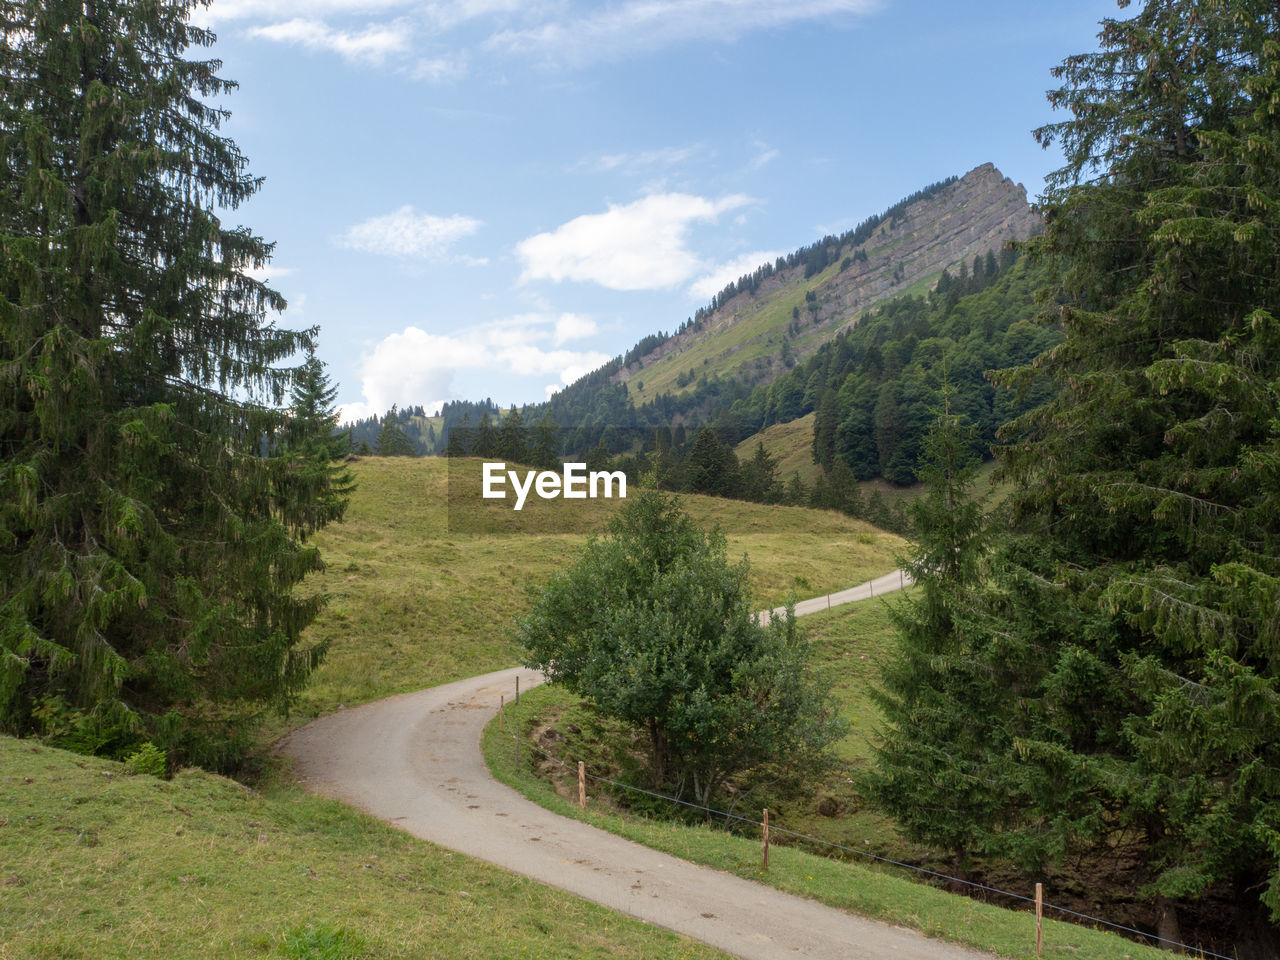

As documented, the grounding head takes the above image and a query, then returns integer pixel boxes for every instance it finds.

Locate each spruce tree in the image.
[975,0,1280,947]
[497,406,527,464]
[473,412,498,458]
[866,398,1013,875]
[530,412,559,470]
[0,0,341,768]
[375,407,415,457]
[283,346,354,532]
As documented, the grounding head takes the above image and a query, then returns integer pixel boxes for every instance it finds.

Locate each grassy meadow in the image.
[283,455,904,731]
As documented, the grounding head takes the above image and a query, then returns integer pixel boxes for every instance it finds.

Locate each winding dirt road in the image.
[279,568,991,960]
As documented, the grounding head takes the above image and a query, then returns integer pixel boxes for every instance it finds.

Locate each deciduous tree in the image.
[519,492,844,807]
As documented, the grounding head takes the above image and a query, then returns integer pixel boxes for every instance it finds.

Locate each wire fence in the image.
[501,695,1235,960]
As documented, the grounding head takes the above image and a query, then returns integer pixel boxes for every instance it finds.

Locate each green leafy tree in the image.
[519,492,844,807]
[0,0,340,768]
[973,0,1280,946]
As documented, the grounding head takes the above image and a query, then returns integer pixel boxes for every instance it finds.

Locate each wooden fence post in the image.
[762,808,770,872]
[516,675,520,706]
[499,695,504,733]
[1035,882,1043,957]
[578,761,586,809]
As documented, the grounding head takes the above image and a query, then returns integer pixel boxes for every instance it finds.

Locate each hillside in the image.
[618,163,1039,400]
[280,456,905,728]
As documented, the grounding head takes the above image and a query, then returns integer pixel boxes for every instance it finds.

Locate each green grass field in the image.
[0,736,730,960]
[281,456,904,733]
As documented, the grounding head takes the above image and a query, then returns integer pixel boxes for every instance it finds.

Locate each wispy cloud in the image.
[196,0,413,26]
[748,139,780,171]
[488,0,881,67]
[516,193,753,292]
[337,207,483,260]
[205,0,877,74]
[248,17,410,63]
[581,144,707,175]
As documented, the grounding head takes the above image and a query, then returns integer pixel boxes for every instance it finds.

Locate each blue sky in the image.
[195,0,1121,422]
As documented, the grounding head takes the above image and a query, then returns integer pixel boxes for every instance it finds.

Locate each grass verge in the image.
[0,735,730,960]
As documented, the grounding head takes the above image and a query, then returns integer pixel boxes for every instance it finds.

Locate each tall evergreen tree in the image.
[530,412,559,470]
[375,407,415,457]
[497,406,527,464]
[0,0,341,768]
[941,1,1280,949]
[473,411,498,458]
[284,346,354,531]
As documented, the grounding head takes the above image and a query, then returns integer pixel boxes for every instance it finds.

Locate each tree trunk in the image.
[1154,896,1181,953]
[1232,876,1280,960]
[646,719,668,790]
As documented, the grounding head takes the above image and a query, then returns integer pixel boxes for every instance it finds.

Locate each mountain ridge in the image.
[613,162,1040,401]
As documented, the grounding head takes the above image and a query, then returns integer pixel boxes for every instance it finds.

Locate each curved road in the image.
[279,568,989,960]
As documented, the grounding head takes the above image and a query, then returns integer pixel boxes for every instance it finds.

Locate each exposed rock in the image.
[614,163,1040,390]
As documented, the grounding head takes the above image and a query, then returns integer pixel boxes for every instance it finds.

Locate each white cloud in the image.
[408,54,469,82]
[583,144,705,175]
[422,0,531,30]
[203,0,876,72]
[242,264,296,282]
[337,207,483,259]
[196,0,412,26]
[487,0,881,66]
[248,17,410,62]
[748,140,780,170]
[339,321,610,422]
[553,313,598,345]
[516,193,752,292]
[688,250,783,301]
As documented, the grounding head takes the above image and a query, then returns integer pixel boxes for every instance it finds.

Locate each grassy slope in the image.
[733,413,1012,511]
[627,216,950,406]
[632,262,846,399]
[733,412,822,485]
[0,737,729,960]
[283,456,904,729]
[483,599,1167,960]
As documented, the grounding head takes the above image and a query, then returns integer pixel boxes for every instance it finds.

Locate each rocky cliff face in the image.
[615,163,1040,390]
[824,163,1039,321]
